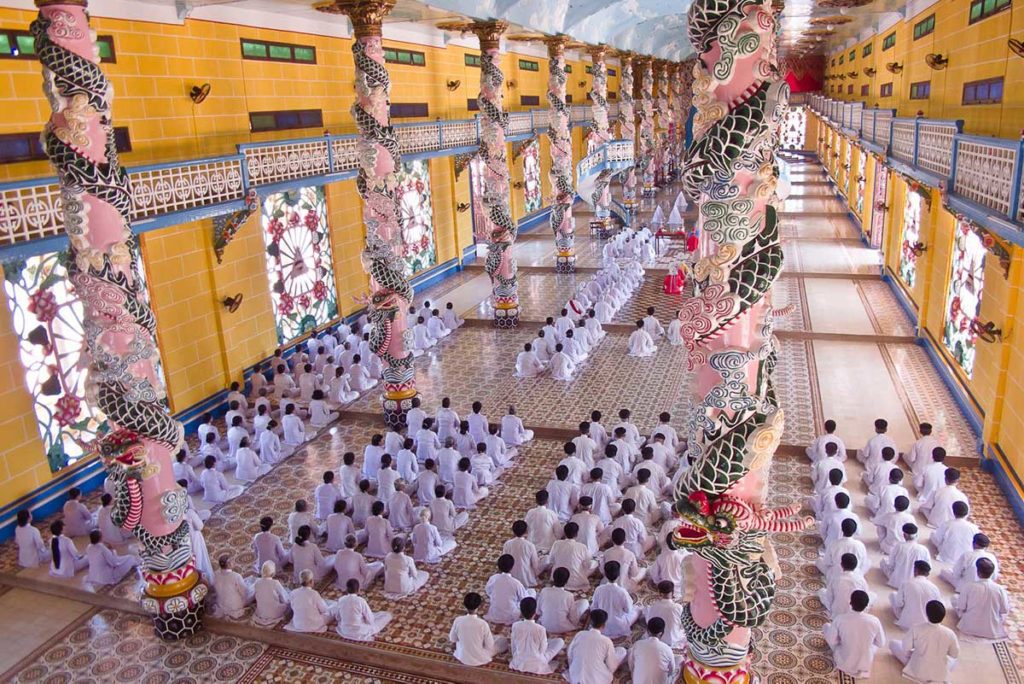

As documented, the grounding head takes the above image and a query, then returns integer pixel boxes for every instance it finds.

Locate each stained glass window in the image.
[469,155,488,241]
[898,191,923,287]
[261,185,339,343]
[2,247,164,473]
[394,159,437,275]
[943,221,986,377]
[855,150,866,216]
[780,106,806,150]
[522,140,542,214]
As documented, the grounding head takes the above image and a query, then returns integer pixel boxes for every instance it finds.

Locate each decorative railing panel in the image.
[0,180,63,245]
[953,139,1018,216]
[242,138,330,187]
[507,112,534,136]
[131,157,245,220]
[330,137,360,172]
[891,119,917,165]
[861,110,875,142]
[916,121,959,179]
[395,122,442,155]
[440,120,477,148]
[874,111,894,149]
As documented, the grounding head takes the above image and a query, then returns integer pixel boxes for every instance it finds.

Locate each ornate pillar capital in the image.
[314,0,395,36]
[544,34,570,58]
[471,19,508,50]
[588,44,609,62]
[617,51,634,67]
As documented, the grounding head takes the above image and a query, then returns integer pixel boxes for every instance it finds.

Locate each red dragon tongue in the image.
[689,491,711,515]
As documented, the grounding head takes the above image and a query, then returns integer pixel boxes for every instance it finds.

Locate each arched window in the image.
[522,140,542,214]
[942,221,986,377]
[898,191,922,288]
[261,185,339,344]
[394,159,437,275]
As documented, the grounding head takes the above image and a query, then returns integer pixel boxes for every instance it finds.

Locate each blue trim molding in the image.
[981,445,1024,529]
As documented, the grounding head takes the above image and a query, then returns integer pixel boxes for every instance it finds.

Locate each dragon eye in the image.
[714,518,729,530]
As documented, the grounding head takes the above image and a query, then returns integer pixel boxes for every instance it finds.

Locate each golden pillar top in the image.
[314,0,395,37]
[471,20,508,51]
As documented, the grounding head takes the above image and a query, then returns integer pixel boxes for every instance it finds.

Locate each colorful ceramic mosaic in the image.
[395,160,438,276]
[942,220,986,377]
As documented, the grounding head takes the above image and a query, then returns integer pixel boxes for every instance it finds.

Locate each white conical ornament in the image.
[674,191,689,212]
[651,205,665,227]
[668,205,684,228]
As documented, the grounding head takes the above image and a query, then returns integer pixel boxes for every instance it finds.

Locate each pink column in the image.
[655,61,671,186]
[673,0,812,681]
[675,60,696,171]
[636,57,656,198]
[588,46,613,230]
[32,0,204,637]
[473,21,519,329]
[317,0,417,425]
[546,37,575,273]
[618,53,638,211]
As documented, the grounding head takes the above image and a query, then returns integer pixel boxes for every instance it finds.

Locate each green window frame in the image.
[464,53,481,67]
[849,50,856,61]
[564,64,573,73]
[384,47,425,66]
[863,43,873,57]
[882,32,896,50]
[585,65,593,74]
[3,30,115,62]
[518,59,539,71]
[913,14,936,39]
[969,0,1011,23]
[839,54,845,64]
[240,38,316,64]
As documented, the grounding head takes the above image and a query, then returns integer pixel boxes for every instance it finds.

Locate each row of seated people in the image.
[811,419,1009,682]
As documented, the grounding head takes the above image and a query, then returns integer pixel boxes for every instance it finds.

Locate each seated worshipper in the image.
[201,430,234,472]
[15,510,50,569]
[941,533,999,590]
[375,455,401,506]
[608,498,655,559]
[547,465,581,522]
[337,451,361,501]
[95,493,128,546]
[594,297,615,324]
[603,528,646,594]
[585,309,606,343]
[62,487,94,538]
[559,442,589,486]
[410,316,435,356]
[525,490,562,553]
[538,567,590,635]
[811,468,849,518]
[427,309,451,341]
[308,389,338,428]
[485,554,536,625]
[252,561,291,627]
[197,412,226,446]
[288,499,320,540]
[442,301,464,330]
[415,419,442,466]
[397,437,420,485]
[213,554,255,620]
[413,460,440,507]
[866,466,909,519]
[570,497,605,557]
[548,522,598,591]
[549,343,577,381]
[891,560,942,630]
[412,509,456,564]
[49,520,88,579]
[819,553,870,618]
[566,609,627,684]
[388,481,417,532]
[281,404,310,447]
[812,442,847,491]
[642,307,665,339]
[532,330,554,363]
[516,342,547,377]
[823,590,886,680]
[450,592,509,667]
[917,447,949,504]
[362,433,386,482]
[581,468,619,524]
[589,410,609,449]
[555,308,575,338]
[806,419,847,462]
[327,366,359,405]
[485,424,516,466]
[876,495,916,556]
[326,501,365,552]
[383,537,430,597]
[595,446,626,492]
[471,442,500,486]
[296,363,319,403]
[435,397,460,445]
[84,530,140,586]
[200,455,244,504]
[285,568,334,633]
[364,501,394,558]
[333,578,393,641]
[863,446,898,494]
[890,600,960,683]
[314,471,342,521]
[922,468,968,529]
[882,523,932,589]
[259,420,290,465]
[857,418,898,466]
[334,535,384,590]
[665,312,684,347]
[630,617,681,683]
[816,518,869,579]
[612,408,644,448]
[234,437,270,482]
[563,329,588,365]
[906,422,940,480]
[645,581,685,650]
[174,450,203,495]
[510,596,565,675]
[348,354,378,393]
[501,405,534,445]
[628,320,657,357]
[624,471,661,526]
[649,534,688,598]
[503,520,545,588]
[291,524,335,584]
[253,516,291,573]
[932,501,980,564]
[955,558,1009,640]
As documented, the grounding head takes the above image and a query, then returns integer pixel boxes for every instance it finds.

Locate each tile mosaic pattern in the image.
[775,339,822,446]
[238,648,457,683]
[857,280,916,337]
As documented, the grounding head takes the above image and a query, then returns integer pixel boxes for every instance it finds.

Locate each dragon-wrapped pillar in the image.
[546,36,575,273]
[471,21,518,328]
[636,57,656,198]
[654,61,672,185]
[617,53,638,212]
[316,0,417,426]
[31,0,205,638]
[673,0,812,682]
[675,60,697,175]
[588,45,614,236]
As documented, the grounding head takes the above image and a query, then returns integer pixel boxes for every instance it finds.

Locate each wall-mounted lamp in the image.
[189,83,211,104]
[925,53,948,70]
[446,79,461,91]
[885,62,903,74]
[456,202,470,213]
[221,293,244,313]
[971,318,1003,343]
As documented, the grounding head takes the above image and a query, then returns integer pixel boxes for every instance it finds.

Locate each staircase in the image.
[576,139,635,228]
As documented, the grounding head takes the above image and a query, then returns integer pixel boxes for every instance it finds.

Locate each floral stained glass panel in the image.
[780,106,807,150]
[898,191,922,288]
[469,155,487,242]
[855,150,866,216]
[942,221,986,377]
[522,140,542,214]
[261,185,339,344]
[395,160,437,276]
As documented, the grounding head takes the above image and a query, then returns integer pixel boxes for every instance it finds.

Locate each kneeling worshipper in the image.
[213,554,255,620]
[252,561,291,627]
[501,405,534,445]
[516,342,547,377]
[84,530,140,586]
[442,301,464,330]
[14,510,50,569]
[823,590,886,680]
[627,320,657,358]
[449,592,509,667]
[49,520,87,579]
[890,601,960,683]
[666,311,684,346]
[550,343,576,381]
[629,617,682,684]
[890,561,942,630]
[955,558,1010,640]
[285,569,334,633]
[383,537,430,598]
[332,578,393,641]
[427,309,451,340]
[510,596,565,676]
[566,610,627,684]
[411,316,436,356]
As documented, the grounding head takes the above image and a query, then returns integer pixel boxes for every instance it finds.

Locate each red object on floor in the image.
[686,234,699,252]
[663,270,685,295]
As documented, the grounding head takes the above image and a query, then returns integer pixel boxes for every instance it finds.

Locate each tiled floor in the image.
[2,159,1020,683]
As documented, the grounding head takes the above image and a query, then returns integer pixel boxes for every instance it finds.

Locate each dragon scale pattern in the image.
[618,56,638,207]
[547,41,575,271]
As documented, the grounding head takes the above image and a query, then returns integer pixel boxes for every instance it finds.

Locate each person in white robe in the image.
[499,406,533,446]
[411,509,456,564]
[882,523,932,589]
[524,491,562,552]
[450,592,509,666]
[234,438,270,482]
[566,610,627,684]
[296,364,319,403]
[327,367,359,405]
[581,470,618,524]
[415,421,442,466]
[285,569,334,633]
[388,483,417,532]
[375,457,401,506]
[630,618,681,684]
[289,501,322,541]
[648,541,688,598]
[857,418,898,465]
[665,313,684,347]
[414,462,441,507]
[410,317,435,356]
[326,501,366,551]
[383,538,429,597]
[532,331,554,364]
[200,456,244,504]
[253,516,291,573]
[466,402,490,446]
[608,499,655,559]
[333,536,384,590]
[549,523,597,592]
[891,561,942,630]
[423,488,463,538]
[252,561,291,626]
[442,302,464,330]
[314,471,342,521]
[61,488,94,538]
[426,309,450,341]
[484,554,536,625]
[628,320,657,357]
[453,458,488,509]
[48,521,87,579]
[549,343,576,381]
[14,510,50,569]
[819,553,870,617]
[816,519,869,579]
[955,559,1009,640]
[333,578,392,641]
[563,329,588,365]
[917,447,949,501]
[502,520,545,588]
[603,530,646,594]
[94,493,128,546]
[890,601,960,683]
[645,582,685,650]
[590,561,640,639]
[485,426,515,466]
[84,530,139,586]
[259,422,291,465]
[569,500,604,557]
[642,307,665,339]
[546,466,580,522]
[923,469,969,529]
[281,405,309,447]
[173,450,203,495]
[183,504,214,580]
[932,501,979,563]
[806,420,847,462]
[594,298,615,324]
[877,496,916,555]
[536,567,589,635]
[213,555,255,619]
[348,355,378,393]
[515,343,546,377]
[509,596,564,675]
[823,590,886,679]
[308,391,338,428]
[291,525,335,583]
[905,422,940,481]
[940,534,998,590]
[363,502,393,559]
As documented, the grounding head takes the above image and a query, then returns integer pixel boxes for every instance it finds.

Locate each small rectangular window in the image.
[839,55,845,64]
[608,91,617,100]
[608,68,616,76]
[880,82,893,97]
[969,0,1011,23]
[564,64,572,73]
[565,94,573,103]
[861,84,870,96]
[863,43,873,57]
[909,80,931,99]
[0,126,130,164]
[467,98,479,111]
[847,84,854,94]
[249,109,323,132]
[240,38,317,64]
[96,35,116,63]
[962,77,1003,104]
[465,53,481,67]
[518,59,539,71]
[391,103,429,118]
[831,58,836,67]
[519,95,540,106]
[384,47,425,67]
[849,50,856,61]
[882,32,896,50]
[585,65,593,74]
[913,14,936,39]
